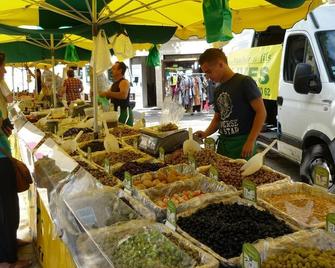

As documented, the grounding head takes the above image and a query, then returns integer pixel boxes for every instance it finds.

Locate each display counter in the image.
[12,105,335,268]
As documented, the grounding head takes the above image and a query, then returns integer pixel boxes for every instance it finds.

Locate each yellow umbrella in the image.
[0,0,324,132]
[0,0,324,39]
[0,34,26,43]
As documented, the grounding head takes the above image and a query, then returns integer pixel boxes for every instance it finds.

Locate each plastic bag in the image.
[96,72,111,92]
[202,0,233,43]
[64,44,80,62]
[160,98,185,125]
[109,31,134,61]
[146,45,161,67]
[90,30,113,75]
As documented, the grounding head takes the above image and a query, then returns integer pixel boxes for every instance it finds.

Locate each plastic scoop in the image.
[103,120,119,153]
[240,139,277,176]
[38,110,51,126]
[183,128,201,155]
[61,130,84,154]
[133,112,145,129]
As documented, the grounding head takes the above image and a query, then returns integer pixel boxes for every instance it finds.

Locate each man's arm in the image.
[25,66,36,78]
[242,97,267,158]
[195,112,220,138]
[103,80,130,100]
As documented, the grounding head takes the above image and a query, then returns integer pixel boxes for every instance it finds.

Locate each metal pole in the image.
[35,67,38,97]
[11,66,16,100]
[51,33,57,107]
[21,67,24,93]
[92,0,98,132]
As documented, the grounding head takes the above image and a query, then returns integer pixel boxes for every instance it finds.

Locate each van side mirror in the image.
[293,63,321,94]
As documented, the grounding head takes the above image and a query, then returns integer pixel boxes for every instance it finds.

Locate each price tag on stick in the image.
[326,213,335,234]
[204,137,216,151]
[188,154,196,169]
[123,172,133,195]
[104,159,110,174]
[165,200,177,231]
[242,179,257,203]
[209,165,219,180]
[87,146,92,161]
[242,243,261,268]
[159,147,165,162]
[132,138,138,149]
[312,165,329,189]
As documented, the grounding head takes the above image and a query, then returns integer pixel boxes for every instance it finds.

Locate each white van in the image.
[229,3,335,191]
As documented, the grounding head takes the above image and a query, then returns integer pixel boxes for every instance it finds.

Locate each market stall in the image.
[8,101,335,268]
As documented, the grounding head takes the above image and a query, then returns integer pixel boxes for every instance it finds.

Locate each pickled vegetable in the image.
[95,150,145,166]
[63,127,93,137]
[112,229,195,268]
[76,160,118,187]
[262,247,335,268]
[113,162,166,180]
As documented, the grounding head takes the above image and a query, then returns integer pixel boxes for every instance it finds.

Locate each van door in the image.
[277,32,334,161]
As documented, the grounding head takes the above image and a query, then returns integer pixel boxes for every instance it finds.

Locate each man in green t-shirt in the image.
[195,48,266,159]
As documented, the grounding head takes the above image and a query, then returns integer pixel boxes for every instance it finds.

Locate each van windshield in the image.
[317,30,335,81]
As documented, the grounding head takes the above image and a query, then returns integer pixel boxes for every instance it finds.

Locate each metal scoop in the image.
[240,139,277,176]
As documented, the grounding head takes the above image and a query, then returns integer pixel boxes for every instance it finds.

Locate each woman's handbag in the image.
[12,158,33,192]
[0,146,33,192]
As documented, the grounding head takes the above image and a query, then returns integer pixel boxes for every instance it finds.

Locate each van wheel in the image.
[300,144,335,192]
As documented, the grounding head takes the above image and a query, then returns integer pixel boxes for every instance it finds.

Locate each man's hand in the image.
[194,130,207,139]
[241,139,255,159]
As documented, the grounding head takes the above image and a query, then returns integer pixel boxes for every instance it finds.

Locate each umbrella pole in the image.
[51,33,57,107]
[92,0,98,133]
[35,67,38,98]
[11,66,16,100]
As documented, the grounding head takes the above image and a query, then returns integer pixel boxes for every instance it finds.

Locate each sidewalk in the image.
[17,192,40,268]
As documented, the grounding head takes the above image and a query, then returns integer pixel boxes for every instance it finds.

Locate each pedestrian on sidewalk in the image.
[0,52,31,268]
[194,48,266,159]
